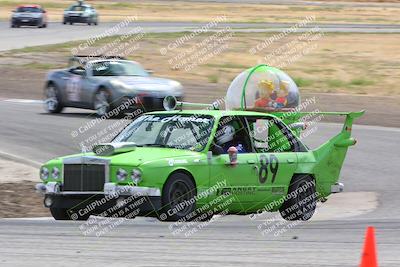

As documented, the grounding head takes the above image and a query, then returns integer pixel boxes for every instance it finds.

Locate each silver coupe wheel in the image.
[94,90,110,117]
[44,85,63,113]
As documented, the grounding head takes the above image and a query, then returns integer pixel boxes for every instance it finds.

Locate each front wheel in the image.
[44,84,64,113]
[279,175,317,221]
[160,173,196,222]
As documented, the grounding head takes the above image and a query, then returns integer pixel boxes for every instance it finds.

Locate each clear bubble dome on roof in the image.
[225,65,300,111]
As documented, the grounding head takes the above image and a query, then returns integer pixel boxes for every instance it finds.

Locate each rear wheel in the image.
[44,83,64,113]
[94,89,111,117]
[160,173,196,222]
[279,175,317,221]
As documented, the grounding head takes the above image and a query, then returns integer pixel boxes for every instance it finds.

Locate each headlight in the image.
[116,168,128,181]
[131,169,142,185]
[52,167,60,179]
[40,167,49,181]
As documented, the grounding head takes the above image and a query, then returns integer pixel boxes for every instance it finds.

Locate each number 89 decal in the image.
[259,154,279,184]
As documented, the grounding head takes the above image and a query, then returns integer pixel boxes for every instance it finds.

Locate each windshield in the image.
[91,61,149,77]
[69,5,87,11]
[16,7,41,13]
[114,114,214,151]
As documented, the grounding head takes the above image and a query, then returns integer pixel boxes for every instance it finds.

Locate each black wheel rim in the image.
[169,181,192,216]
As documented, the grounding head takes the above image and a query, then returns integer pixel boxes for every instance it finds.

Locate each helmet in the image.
[216,125,235,145]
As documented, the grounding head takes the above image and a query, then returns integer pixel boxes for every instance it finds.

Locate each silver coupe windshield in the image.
[114,114,214,151]
[91,61,149,77]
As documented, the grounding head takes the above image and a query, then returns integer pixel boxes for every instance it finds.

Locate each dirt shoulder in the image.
[0,32,399,127]
[0,158,49,218]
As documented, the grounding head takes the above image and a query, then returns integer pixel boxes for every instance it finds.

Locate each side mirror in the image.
[12,10,16,13]
[42,10,47,13]
[146,69,154,75]
[211,144,224,156]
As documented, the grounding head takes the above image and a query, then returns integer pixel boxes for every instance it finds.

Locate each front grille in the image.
[63,164,105,192]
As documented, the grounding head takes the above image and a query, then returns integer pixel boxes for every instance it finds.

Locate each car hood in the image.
[112,76,182,92]
[62,147,202,167]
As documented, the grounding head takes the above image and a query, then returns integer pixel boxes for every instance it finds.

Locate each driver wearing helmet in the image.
[216,123,247,153]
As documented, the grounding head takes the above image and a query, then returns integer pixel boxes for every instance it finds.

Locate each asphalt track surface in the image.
[1,21,400,51]
[0,100,399,266]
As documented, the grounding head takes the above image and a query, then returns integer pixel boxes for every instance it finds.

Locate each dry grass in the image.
[1,32,399,96]
[0,0,399,24]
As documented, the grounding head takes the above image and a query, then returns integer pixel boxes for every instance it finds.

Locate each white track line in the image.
[0,150,42,168]
[3,99,43,104]
[0,217,54,221]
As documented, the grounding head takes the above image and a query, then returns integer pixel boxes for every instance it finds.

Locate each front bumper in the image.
[117,95,183,112]
[36,182,162,215]
[12,17,41,26]
[65,16,89,23]
[36,182,161,196]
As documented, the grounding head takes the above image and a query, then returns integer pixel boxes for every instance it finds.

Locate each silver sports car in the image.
[44,56,184,116]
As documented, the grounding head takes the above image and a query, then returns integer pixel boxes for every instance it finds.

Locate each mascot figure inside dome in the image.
[225,64,300,111]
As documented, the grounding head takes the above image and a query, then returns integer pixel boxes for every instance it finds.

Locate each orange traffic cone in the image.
[360,226,378,267]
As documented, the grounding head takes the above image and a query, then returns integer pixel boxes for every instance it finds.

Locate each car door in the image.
[62,68,86,107]
[208,116,260,213]
[79,64,99,107]
[245,116,298,211]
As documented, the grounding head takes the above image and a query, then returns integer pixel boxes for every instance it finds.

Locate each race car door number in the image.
[66,75,82,102]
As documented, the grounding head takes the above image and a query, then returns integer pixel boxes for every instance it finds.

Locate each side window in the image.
[248,117,295,153]
[213,116,252,154]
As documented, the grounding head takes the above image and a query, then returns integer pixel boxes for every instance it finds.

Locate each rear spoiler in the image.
[298,110,365,132]
[68,55,126,66]
[272,110,365,136]
[294,110,365,119]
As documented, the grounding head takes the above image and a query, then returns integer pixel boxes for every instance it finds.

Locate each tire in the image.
[43,23,47,28]
[63,20,66,25]
[279,175,317,221]
[94,19,98,25]
[160,172,196,222]
[44,83,64,113]
[50,208,90,221]
[93,89,111,117]
[69,21,73,25]
[11,24,15,28]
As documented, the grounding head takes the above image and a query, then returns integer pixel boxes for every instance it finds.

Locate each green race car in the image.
[36,106,364,222]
